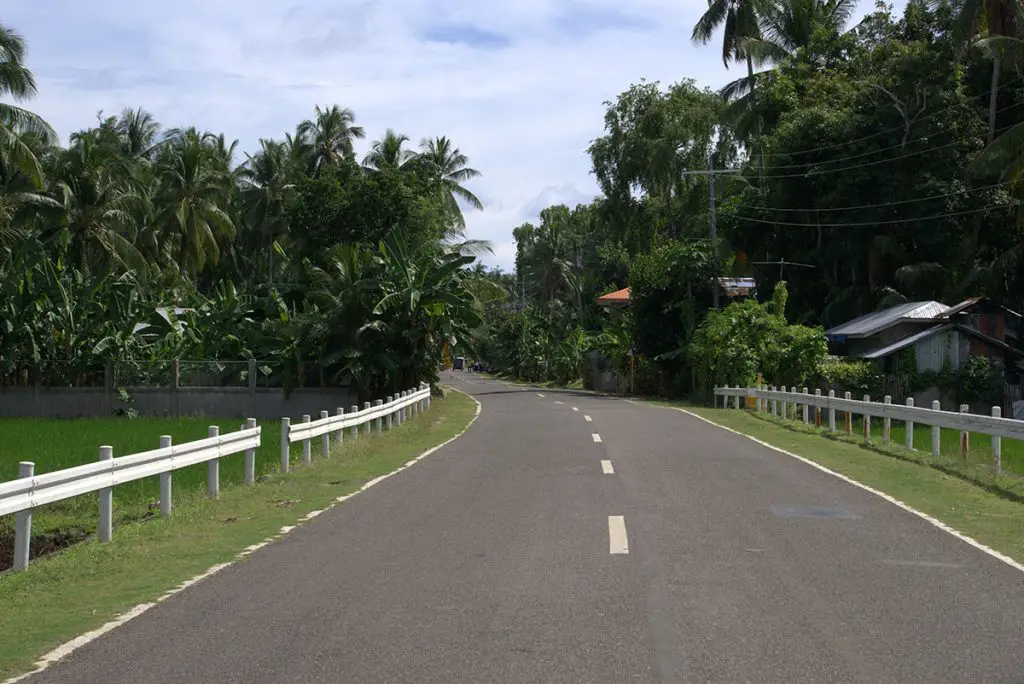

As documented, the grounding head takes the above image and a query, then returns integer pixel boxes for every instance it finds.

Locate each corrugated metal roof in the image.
[825,301,949,338]
[936,297,984,319]
[859,324,953,359]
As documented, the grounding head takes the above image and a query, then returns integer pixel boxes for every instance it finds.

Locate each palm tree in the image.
[154,127,236,276]
[114,107,161,159]
[0,23,56,187]
[283,127,316,177]
[933,0,1023,143]
[418,136,483,230]
[51,129,148,273]
[362,129,416,173]
[0,130,60,247]
[297,105,364,172]
[238,139,295,283]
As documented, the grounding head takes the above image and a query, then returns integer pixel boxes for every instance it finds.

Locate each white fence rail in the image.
[714,385,1023,473]
[2,382,432,573]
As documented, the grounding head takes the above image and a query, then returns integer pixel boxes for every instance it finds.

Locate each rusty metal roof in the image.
[825,301,949,338]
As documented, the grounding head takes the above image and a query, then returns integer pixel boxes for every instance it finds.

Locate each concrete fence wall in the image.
[0,360,355,419]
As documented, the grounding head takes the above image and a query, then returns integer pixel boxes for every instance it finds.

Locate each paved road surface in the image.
[26,375,1024,683]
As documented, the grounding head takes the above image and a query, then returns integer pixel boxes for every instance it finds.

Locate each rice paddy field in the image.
[0,416,298,537]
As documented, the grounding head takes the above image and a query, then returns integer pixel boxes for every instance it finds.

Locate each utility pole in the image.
[680,154,741,310]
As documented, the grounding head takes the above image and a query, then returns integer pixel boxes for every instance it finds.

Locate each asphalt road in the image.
[26,374,1024,683]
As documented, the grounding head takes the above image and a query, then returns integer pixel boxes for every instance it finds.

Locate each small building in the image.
[824,301,950,357]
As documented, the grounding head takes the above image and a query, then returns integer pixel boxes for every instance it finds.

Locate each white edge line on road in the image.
[555,400,564,405]
[537,393,545,397]
[672,407,1024,575]
[572,407,579,412]
[584,415,592,422]
[601,460,614,474]
[592,433,602,443]
[4,388,484,684]
[608,515,629,554]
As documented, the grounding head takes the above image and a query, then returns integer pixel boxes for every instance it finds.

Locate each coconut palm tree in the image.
[154,127,236,276]
[418,136,483,230]
[114,107,161,159]
[0,23,56,187]
[362,129,416,173]
[238,139,295,283]
[297,105,364,172]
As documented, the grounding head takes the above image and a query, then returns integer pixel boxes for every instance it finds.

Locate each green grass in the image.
[483,372,584,390]
[733,402,1024,477]
[0,390,477,680]
[0,416,291,536]
[676,405,1024,565]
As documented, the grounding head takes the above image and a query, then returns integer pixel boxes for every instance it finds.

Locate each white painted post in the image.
[280,417,290,473]
[862,395,871,441]
[385,396,394,430]
[207,426,220,498]
[335,407,344,445]
[98,446,113,543]
[780,386,788,419]
[412,389,419,416]
[350,405,360,439]
[363,402,372,435]
[374,399,383,435]
[802,388,809,423]
[160,435,173,515]
[931,400,941,456]
[771,387,778,416]
[244,419,257,485]
[992,406,1002,473]
[301,415,311,464]
[320,410,330,457]
[814,389,822,427]
[399,393,407,424]
[905,398,915,450]
[828,390,836,432]
[843,391,852,434]
[959,404,969,458]
[424,383,431,411]
[13,461,34,571]
[882,396,891,443]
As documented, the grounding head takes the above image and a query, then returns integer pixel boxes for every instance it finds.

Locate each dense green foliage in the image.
[476,0,1024,398]
[0,25,492,401]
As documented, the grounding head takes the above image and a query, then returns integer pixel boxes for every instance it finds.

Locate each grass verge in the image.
[482,373,584,390]
[680,405,1024,565]
[0,390,477,680]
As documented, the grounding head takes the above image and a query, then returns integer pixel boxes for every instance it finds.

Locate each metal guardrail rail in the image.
[2,382,432,572]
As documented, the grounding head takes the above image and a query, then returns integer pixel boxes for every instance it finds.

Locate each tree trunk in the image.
[988,55,1001,144]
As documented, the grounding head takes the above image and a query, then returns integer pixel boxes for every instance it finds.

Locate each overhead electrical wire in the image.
[731,180,1012,213]
[732,204,1016,227]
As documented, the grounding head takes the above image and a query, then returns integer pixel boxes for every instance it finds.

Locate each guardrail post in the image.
[882,396,891,443]
[425,384,431,411]
[802,388,809,423]
[363,402,372,435]
[780,386,787,419]
[374,400,383,435]
[992,406,1002,473]
[207,426,220,498]
[244,419,257,484]
[280,417,291,474]
[99,446,113,542]
[905,399,915,450]
[862,395,871,441]
[959,404,969,458]
[385,396,394,430]
[827,390,836,432]
[931,400,941,456]
[412,388,419,416]
[13,461,34,571]
[320,410,330,457]
[814,389,822,427]
[400,393,408,424]
[335,408,344,445]
[160,435,173,514]
[350,405,360,439]
[843,392,852,434]
[771,387,777,416]
[301,415,311,464]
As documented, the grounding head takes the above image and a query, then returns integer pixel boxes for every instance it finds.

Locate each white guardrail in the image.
[1,382,431,573]
[714,385,1023,473]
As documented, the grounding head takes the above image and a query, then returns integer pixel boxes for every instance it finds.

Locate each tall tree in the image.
[0,23,55,187]
[298,105,365,172]
[418,136,483,231]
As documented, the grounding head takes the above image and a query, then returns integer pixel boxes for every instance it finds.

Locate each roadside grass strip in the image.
[0,391,478,681]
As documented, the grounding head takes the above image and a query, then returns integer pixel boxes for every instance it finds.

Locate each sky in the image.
[7,0,902,272]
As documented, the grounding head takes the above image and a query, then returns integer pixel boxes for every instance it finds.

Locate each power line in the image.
[732,204,1016,227]
[750,139,965,179]
[749,74,1024,160]
[731,181,1011,213]
[761,101,1024,171]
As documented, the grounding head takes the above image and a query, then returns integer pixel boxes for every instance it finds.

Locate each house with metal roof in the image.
[824,301,950,358]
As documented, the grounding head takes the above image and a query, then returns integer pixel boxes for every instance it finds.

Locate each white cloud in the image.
[6,0,901,271]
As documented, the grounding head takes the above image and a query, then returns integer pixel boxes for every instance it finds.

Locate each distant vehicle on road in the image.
[453,357,465,370]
